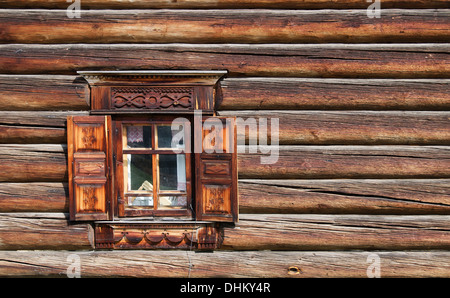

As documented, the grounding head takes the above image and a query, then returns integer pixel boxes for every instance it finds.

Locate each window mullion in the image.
[152,125,158,211]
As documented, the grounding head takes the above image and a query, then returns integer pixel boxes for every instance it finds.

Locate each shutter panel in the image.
[195,116,238,222]
[67,116,113,221]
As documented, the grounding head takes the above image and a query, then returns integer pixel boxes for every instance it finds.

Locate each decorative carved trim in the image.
[78,70,228,86]
[94,223,223,250]
[111,87,193,110]
[79,70,226,114]
[81,127,97,147]
[82,187,99,211]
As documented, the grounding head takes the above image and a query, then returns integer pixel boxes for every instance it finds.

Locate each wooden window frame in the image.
[113,115,193,219]
[68,70,237,250]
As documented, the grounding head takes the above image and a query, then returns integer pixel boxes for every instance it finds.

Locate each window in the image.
[67,70,237,250]
[115,116,192,218]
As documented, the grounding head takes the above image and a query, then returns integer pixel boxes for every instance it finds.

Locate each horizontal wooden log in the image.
[0,213,92,250]
[1,145,449,182]
[2,110,449,145]
[0,125,65,144]
[0,75,89,111]
[1,44,448,78]
[238,145,450,179]
[0,183,68,212]
[1,213,450,251]
[223,214,450,250]
[2,179,450,215]
[1,10,448,44]
[220,110,450,145]
[0,111,86,127]
[1,0,449,9]
[219,78,450,110]
[1,250,450,278]
[0,144,67,182]
[239,179,450,214]
[2,76,448,111]
[0,111,87,143]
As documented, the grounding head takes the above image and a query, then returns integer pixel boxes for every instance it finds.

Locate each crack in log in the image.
[306,189,450,208]
[0,259,63,272]
[325,153,449,159]
[241,181,450,207]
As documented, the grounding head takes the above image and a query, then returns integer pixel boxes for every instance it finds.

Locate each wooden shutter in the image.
[195,116,238,222]
[67,116,113,221]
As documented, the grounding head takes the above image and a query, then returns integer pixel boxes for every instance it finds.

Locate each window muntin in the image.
[118,118,192,217]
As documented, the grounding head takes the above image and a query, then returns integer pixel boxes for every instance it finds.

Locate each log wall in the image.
[0,0,449,278]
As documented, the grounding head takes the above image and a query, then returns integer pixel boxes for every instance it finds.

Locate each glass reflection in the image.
[159,154,186,192]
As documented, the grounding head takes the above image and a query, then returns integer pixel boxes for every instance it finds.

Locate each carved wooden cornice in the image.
[95,222,223,250]
[78,70,228,86]
[78,70,227,115]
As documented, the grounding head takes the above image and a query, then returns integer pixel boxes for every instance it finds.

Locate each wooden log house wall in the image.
[0,0,449,278]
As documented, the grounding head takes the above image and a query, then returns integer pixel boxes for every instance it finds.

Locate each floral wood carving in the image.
[206,187,225,213]
[81,127,97,147]
[205,185,231,214]
[111,87,193,110]
[82,187,100,212]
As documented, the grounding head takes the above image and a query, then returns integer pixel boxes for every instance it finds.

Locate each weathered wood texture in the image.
[2,110,449,145]
[223,214,450,250]
[0,183,68,212]
[1,0,449,9]
[0,5,449,279]
[0,145,67,182]
[1,10,448,44]
[1,250,450,278]
[239,179,450,214]
[220,78,450,110]
[0,111,76,144]
[2,76,448,111]
[239,145,450,179]
[0,75,89,111]
[0,111,87,143]
[0,44,448,78]
[1,145,449,182]
[2,213,450,251]
[2,180,449,215]
[0,213,92,250]
[220,110,450,145]
[0,125,65,144]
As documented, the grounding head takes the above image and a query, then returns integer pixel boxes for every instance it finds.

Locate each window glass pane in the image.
[159,195,187,209]
[159,154,186,192]
[157,124,184,149]
[126,154,153,191]
[128,196,153,207]
[126,125,152,148]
